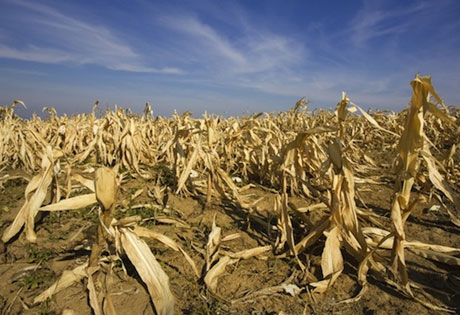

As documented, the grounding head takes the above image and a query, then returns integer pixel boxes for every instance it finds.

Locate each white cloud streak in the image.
[160,15,305,75]
[165,16,248,68]
[0,0,183,74]
[348,1,427,47]
[157,13,409,108]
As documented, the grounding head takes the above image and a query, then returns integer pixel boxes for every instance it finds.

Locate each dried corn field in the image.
[0,75,460,314]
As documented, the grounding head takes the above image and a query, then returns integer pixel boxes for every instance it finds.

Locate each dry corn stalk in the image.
[301,138,368,292]
[117,227,175,315]
[276,94,371,293]
[389,74,457,293]
[89,167,118,267]
[34,167,178,315]
[89,167,175,314]
[203,219,273,295]
[350,75,460,312]
[2,146,63,243]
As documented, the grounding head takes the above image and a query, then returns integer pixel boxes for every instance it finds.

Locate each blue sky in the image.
[0,0,459,117]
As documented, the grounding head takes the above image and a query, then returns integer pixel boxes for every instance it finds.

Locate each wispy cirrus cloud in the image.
[159,14,305,76]
[347,1,428,47]
[157,11,408,107]
[162,15,247,69]
[0,0,183,74]
[156,12,407,108]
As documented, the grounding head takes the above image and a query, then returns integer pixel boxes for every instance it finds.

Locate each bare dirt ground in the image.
[1,163,460,315]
